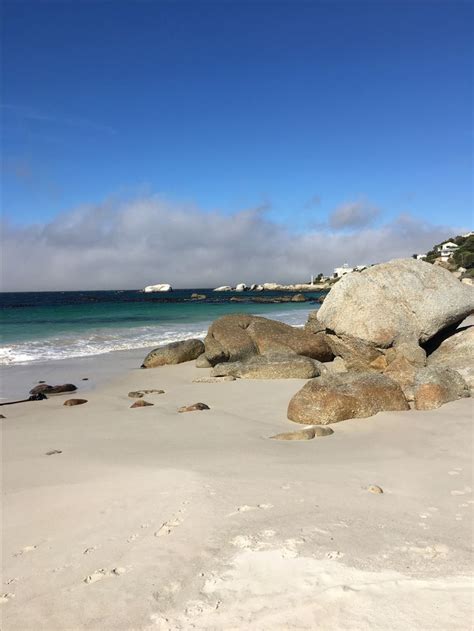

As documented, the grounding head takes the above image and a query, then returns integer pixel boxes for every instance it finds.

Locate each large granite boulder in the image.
[141,339,204,368]
[316,258,474,347]
[287,372,409,425]
[427,326,474,391]
[413,366,470,410]
[211,353,323,379]
[204,314,333,365]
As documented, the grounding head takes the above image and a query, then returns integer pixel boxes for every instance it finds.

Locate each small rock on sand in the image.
[130,400,154,408]
[270,426,334,440]
[368,485,384,494]
[128,389,165,398]
[178,402,210,413]
[0,414,6,419]
[63,399,88,406]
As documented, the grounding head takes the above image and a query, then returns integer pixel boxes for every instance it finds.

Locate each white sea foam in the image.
[0,308,311,366]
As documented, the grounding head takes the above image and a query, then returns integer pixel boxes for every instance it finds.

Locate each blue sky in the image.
[3,0,472,228]
[1,1,473,289]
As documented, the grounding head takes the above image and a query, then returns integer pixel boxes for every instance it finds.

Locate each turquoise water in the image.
[0,289,321,365]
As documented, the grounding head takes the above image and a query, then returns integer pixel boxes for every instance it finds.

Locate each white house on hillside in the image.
[437,241,459,262]
[333,263,367,278]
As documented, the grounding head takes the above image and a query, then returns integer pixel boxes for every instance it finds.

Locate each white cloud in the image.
[1,195,462,291]
[329,199,380,230]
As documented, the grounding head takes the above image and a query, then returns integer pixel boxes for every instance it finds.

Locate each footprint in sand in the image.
[450,486,472,496]
[83,546,98,555]
[326,550,344,560]
[4,578,18,586]
[14,545,37,557]
[0,593,15,604]
[127,534,139,543]
[84,567,126,584]
[408,544,449,559]
[227,504,273,517]
[418,513,431,519]
[154,516,183,537]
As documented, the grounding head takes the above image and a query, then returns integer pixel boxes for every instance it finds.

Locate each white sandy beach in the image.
[1,358,473,631]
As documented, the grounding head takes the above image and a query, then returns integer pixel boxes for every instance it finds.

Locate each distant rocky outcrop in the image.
[203,314,333,366]
[287,372,410,425]
[144,284,172,293]
[141,339,204,368]
[317,258,474,347]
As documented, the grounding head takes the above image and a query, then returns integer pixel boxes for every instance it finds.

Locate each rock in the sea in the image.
[141,339,205,368]
[211,353,323,379]
[427,326,474,391]
[270,426,334,440]
[213,286,232,292]
[204,314,333,365]
[191,293,206,300]
[30,383,77,395]
[235,283,248,291]
[195,354,212,368]
[316,258,474,347]
[130,399,154,408]
[63,398,88,406]
[413,367,470,410]
[291,293,306,302]
[178,402,210,413]
[144,284,172,293]
[128,389,165,398]
[287,372,409,425]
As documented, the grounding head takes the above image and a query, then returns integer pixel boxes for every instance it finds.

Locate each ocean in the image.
[0,289,322,366]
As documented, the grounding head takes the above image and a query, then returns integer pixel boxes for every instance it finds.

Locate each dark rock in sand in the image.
[211,353,323,379]
[45,450,62,456]
[287,372,409,425]
[178,402,210,413]
[141,339,205,368]
[130,399,154,408]
[204,314,333,366]
[30,383,77,395]
[0,414,6,419]
[82,377,89,381]
[63,398,88,406]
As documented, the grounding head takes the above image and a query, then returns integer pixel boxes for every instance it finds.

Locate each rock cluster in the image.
[289,258,473,424]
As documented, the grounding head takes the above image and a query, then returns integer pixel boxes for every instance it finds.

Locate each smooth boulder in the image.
[211,353,323,379]
[204,314,333,366]
[316,258,474,347]
[413,367,470,410]
[287,372,409,425]
[141,339,204,368]
[427,326,474,391]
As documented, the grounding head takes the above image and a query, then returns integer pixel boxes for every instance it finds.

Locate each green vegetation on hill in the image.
[423,234,474,269]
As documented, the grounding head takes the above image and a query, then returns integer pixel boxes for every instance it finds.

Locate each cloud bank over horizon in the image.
[1,196,463,291]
